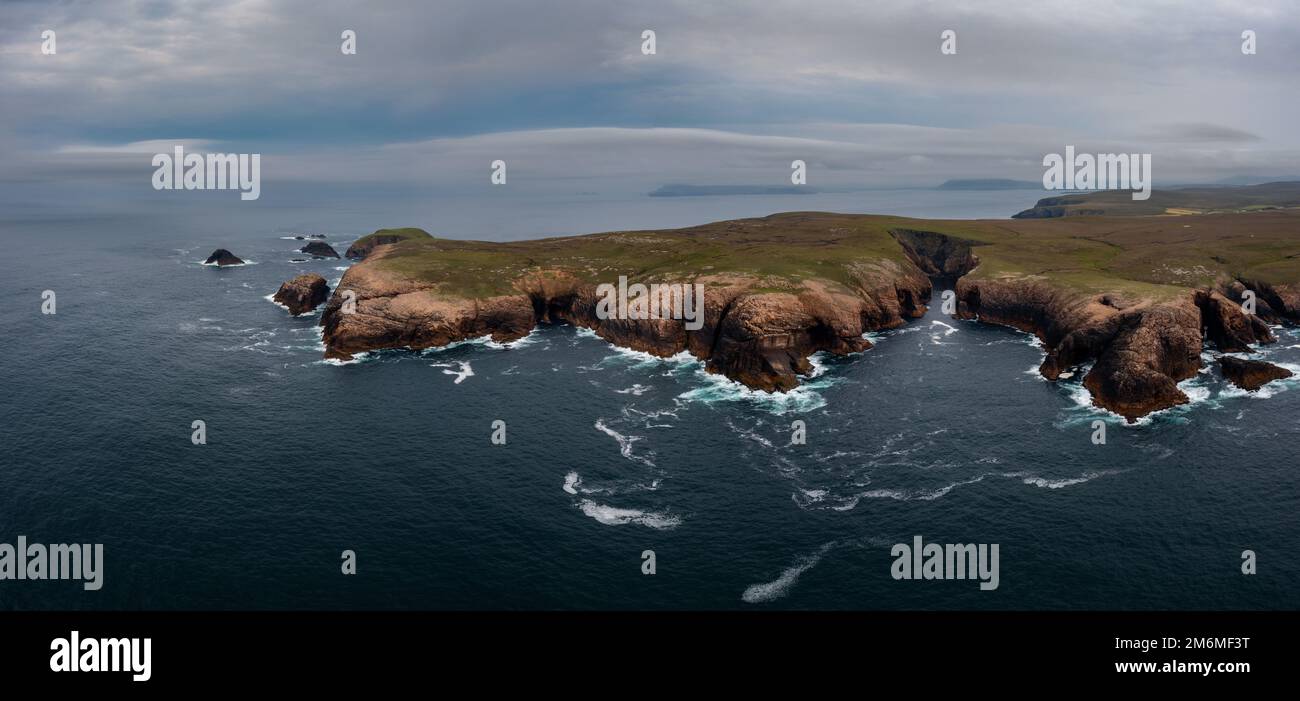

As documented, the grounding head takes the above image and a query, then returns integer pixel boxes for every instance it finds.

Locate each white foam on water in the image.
[1017,469,1120,489]
[931,319,958,336]
[430,360,474,384]
[320,351,371,366]
[262,293,293,314]
[742,542,837,604]
[577,500,681,529]
[815,450,859,462]
[677,368,833,415]
[563,471,581,495]
[502,332,545,349]
[851,473,989,505]
[798,488,828,502]
[200,259,256,266]
[619,404,682,429]
[602,345,698,369]
[726,419,775,448]
[615,384,651,396]
[594,419,656,467]
[561,471,630,496]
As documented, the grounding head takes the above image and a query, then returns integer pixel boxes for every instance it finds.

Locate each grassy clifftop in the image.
[352,206,1300,303]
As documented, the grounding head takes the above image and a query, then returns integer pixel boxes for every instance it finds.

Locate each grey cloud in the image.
[2,0,1298,188]
[1141,123,1263,143]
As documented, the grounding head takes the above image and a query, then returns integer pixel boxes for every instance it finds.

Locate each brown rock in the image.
[1218,355,1292,391]
[273,273,330,316]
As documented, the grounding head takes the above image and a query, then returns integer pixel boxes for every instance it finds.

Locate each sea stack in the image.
[273,273,330,315]
[1218,356,1293,391]
[300,241,340,258]
[204,249,245,266]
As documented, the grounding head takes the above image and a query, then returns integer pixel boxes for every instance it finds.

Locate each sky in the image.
[1,0,1298,210]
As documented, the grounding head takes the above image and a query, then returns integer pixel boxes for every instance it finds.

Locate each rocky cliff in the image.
[321,242,930,391]
[314,210,1299,422]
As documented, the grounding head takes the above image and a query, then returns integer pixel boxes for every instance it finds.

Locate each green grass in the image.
[359,208,1300,302]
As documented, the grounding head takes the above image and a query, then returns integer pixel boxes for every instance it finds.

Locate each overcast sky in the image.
[2,0,1298,197]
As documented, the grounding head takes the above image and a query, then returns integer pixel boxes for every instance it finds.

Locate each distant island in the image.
[937,179,1042,190]
[283,184,1300,423]
[649,184,815,197]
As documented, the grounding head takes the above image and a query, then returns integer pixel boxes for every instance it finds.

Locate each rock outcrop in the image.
[1218,356,1292,391]
[204,249,244,266]
[300,241,340,258]
[273,273,330,315]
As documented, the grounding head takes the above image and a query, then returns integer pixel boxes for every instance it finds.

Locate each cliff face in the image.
[322,245,930,391]
[890,228,980,283]
[273,273,331,316]
[320,258,536,358]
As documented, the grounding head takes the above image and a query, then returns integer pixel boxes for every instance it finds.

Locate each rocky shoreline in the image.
[951,278,1296,421]
[312,213,1298,422]
[320,249,931,392]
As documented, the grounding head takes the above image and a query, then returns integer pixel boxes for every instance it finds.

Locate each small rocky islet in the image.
[203,248,244,266]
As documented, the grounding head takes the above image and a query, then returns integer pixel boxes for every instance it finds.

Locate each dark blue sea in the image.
[2,189,1298,610]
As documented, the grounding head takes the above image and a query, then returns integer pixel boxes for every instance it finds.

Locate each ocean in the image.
[2,188,1298,610]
